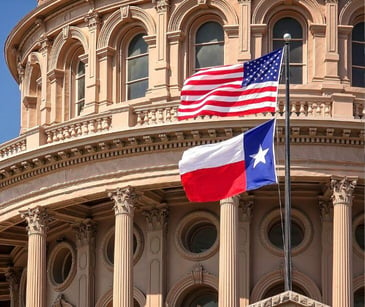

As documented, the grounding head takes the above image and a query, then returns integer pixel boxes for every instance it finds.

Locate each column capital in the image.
[5,267,21,291]
[318,198,333,221]
[239,196,254,221]
[73,219,97,246]
[220,195,240,206]
[109,186,140,216]
[330,177,357,205]
[154,0,169,13]
[142,206,169,231]
[20,207,52,236]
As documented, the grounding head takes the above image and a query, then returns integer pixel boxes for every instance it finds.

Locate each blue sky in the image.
[0,1,37,144]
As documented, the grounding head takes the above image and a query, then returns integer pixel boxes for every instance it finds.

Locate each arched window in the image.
[354,287,364,307]
[352,22,365,87]
[273,17,303,84]
[181,286,218,307]
[263,282,307,299]
[195,21,224,72]
[126,33,148,100]
[75,61,85,116]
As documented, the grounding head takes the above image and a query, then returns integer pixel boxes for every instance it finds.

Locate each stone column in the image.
[109,186,139,307]
[319,198,333,305]
[5,267,21,307]
[219,196,239,307]
[73,219,96,307]
[331,177,357,307]
[238,198,253,307]
[20,207,51,307]
[143,206,168,307]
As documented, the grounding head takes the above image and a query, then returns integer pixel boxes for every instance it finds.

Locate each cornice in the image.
[0,120,364,189]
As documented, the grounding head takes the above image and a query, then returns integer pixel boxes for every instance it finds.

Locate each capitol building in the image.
[0,0,363,306]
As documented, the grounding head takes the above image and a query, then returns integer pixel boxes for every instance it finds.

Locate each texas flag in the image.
[179,119,277,202]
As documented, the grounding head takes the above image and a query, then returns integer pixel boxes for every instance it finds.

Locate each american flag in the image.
[177,48,284,120]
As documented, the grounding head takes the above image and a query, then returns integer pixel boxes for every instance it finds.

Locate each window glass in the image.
[76,61,85,115]
[263,283,307,299]
[268,220,304,249]
[185,222,217,253]
[352,22,365,87]
[195,22,224,71]
[273,17,303,84]
[127,33,148,99]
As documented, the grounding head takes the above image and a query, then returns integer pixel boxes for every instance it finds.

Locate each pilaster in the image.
[83,10,101,115]
[238,197,253,307]
[319,198,333,305]
[330,176,357,307]
[20,207,52,307]
[166,30,184,98]
[324,0,340,82]
[143,206,168,307]
[219,196,240,307]
[237,0,251,62]
[5,267,21,307]
[73,219,97,307]
[108,186,139,307]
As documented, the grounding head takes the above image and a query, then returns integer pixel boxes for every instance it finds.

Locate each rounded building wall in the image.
[0,0,364,306]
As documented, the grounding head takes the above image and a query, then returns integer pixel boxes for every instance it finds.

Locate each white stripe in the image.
[179,133,245,174]
[178,101,276,117]
[182,80,278,94]
[180,91,277,108]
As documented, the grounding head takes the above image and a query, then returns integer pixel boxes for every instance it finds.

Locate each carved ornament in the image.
[330,177,357,205]
[109,186,139,215]
[20,207,52,235]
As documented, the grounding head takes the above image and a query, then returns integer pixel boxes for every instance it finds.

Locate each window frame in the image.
[187,14,226,78]
[269,12,308,84]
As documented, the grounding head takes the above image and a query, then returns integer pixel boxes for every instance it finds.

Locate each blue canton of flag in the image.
[243,48,283,86]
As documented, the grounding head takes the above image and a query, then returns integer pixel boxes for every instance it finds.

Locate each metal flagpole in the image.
[283,33,292,291]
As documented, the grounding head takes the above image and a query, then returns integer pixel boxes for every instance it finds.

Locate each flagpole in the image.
[283,33,292,291]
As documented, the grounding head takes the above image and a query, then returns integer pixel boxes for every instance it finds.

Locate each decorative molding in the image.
[52,294,74,307]
[239,197,254,221]
[73,219,96,247]
[318,199,333,222]
[330,177,357,205]
[109,186,140,216]
[20,207,52,236]
[154,0,170,12]
[249,290,330,307]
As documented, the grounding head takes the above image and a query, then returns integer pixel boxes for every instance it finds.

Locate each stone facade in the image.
[0,0,364,306]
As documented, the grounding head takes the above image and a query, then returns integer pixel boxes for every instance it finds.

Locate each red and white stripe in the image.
[177,64,278,120]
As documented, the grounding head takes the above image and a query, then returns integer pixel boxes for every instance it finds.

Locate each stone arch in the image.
[339,0,364,25]
[23,52,42,98]
[97,6,156,50]
[49,26,89,71]
[165,266,218,306]
[354,274,365,292]
[252,0,324,25]
[250,269,322,303]
[95,287,146,307]
[167,0,238,32]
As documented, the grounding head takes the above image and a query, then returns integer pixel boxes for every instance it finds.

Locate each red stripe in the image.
[180,161,247,202]
[185,77,243,86]
[177,106,276,120]
[180,96,277,109]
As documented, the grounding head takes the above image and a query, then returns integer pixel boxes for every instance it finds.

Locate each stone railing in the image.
[44,114,112,144]
[0,136,27,161]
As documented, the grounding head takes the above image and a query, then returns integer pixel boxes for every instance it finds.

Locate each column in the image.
[5,267,21,307]
[20,207,51,307]
[319,198,333,305]
[331,177,357,307]
[143,206,168,307]
[73,219,96,307]
[109,186,139,307]
[219,196,239,307]
[238,197,253,307]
